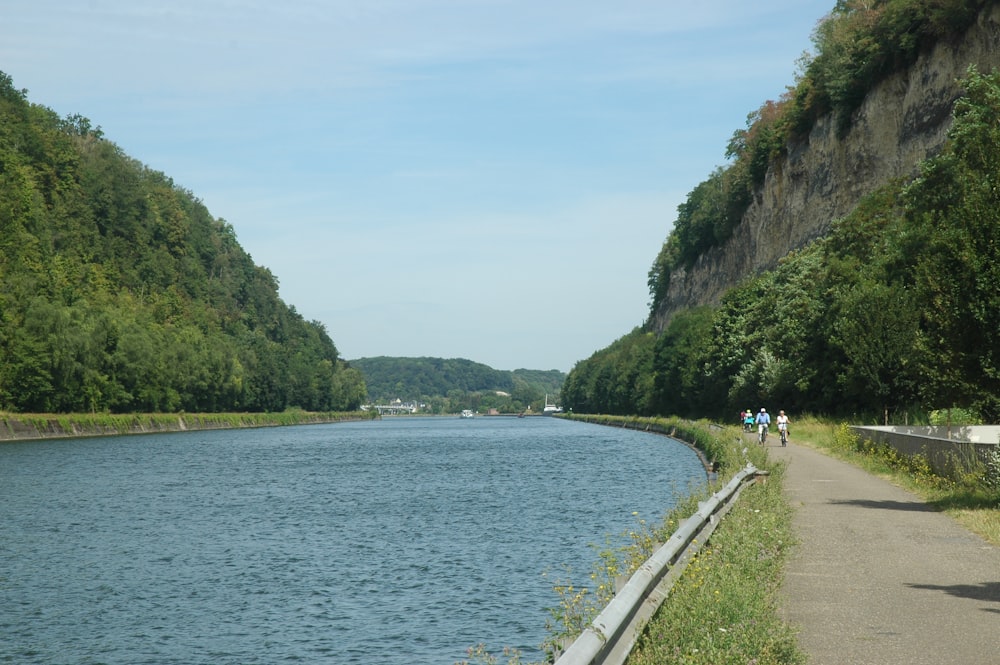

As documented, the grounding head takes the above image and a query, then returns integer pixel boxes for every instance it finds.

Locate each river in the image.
[0,416,706,664]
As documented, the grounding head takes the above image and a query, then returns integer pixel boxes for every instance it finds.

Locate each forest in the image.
[350,356,565,414]
[565,2,1000,423]
[0,72,366,414]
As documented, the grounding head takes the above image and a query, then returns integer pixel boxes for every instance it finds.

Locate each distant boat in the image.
[543,394,563,414]
[460,409,475,419]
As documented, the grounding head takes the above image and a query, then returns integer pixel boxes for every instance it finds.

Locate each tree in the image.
[903,66,1000,419]
[331,362,367,411]
[651,307,715,417]
[830,279,919,420]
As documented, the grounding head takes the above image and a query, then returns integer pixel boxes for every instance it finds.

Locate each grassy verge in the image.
[0,409,375,441]
[626,460,802,665]
[560,414,768,474]
[788,416,1000,546]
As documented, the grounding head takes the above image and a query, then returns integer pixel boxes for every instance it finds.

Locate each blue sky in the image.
[2,0,831,372]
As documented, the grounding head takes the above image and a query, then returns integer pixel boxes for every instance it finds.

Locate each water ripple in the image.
[0,417,705,664]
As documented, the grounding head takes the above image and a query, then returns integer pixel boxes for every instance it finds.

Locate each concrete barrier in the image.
[850,425,1000,477]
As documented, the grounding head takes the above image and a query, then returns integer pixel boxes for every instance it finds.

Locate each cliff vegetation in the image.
[647,0,990,303]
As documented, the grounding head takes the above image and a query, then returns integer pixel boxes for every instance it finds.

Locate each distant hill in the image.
[349,356,565,413]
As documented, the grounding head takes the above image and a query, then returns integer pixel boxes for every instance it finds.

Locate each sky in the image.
[2,0,832,372]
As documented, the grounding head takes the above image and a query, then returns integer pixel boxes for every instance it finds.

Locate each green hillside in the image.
[351,356,565,414]
[0,72,366,414]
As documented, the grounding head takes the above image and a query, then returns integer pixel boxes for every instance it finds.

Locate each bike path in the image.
[767,439,1000,664]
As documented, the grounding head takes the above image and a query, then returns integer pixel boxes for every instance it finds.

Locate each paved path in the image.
[768,440,1000,664]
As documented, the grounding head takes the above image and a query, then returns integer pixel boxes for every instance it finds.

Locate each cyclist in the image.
[755,408,771,444]
[776,410,791,446]
[743,408,754,432]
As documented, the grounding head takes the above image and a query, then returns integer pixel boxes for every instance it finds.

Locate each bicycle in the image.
[758,424,768,445]
[779,426,788,446]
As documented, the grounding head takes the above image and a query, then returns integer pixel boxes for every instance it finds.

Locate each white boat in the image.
[542,395,563,414]
[460,409,475,418]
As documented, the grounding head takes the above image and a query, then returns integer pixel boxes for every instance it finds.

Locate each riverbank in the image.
[0,410,373,442]
[559,413,743,477]
[538,415,800,665]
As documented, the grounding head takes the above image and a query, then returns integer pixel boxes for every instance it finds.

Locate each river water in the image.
[0,416,706,664]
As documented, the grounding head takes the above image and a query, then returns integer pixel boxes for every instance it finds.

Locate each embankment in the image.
[0,411,371,442]
[561,413,754,478]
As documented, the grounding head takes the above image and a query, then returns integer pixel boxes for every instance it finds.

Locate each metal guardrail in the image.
[553,463,763,665]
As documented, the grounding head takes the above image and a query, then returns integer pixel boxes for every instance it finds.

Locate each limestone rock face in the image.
[651,4,1000,333]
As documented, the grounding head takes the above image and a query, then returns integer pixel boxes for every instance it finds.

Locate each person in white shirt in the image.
[776,410,791,446]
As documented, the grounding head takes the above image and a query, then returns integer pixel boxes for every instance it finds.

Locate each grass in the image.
[0,409,375,441]
[619,416,999,665]
[626,459,803,665]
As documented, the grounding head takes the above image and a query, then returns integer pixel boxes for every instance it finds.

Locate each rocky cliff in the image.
[651,4,1000,332]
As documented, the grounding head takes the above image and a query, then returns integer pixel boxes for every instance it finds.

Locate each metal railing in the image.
[553,463,763,665]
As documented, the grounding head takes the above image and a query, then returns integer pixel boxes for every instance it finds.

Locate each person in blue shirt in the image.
[755,408,771,443]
